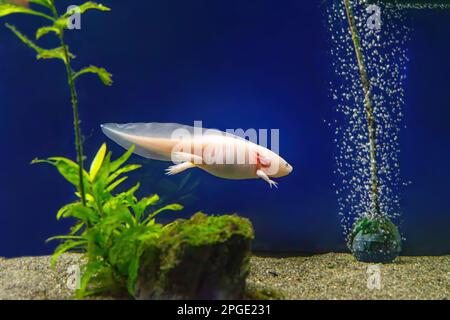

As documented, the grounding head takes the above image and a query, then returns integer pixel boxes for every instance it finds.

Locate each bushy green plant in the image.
[0,0,112,205]
[33,144,184,298]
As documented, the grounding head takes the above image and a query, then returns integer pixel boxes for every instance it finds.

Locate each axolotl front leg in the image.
[256,169,278,189]
[254,151,279,188]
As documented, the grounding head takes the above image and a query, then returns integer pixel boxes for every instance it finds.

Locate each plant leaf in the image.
[69,1,110,15]
[69,222,85,235]
[46,157,86,187]
[36,25,60,40]
[57,202,79,220]
[46,235,84,242]
[76,260,112,299]
[0,3,53,20]
[106,164,141,185]
[127,255,140,296]
[102,202,134,226]
[133,194,159,221]
[106,176,128,192]
[33,156,90,192]
[58,202,98,223]
[53,1,111,29]
[51,240,86,266]
[115,183,140,205]
[74,65,113,86]
[6,23,41,52]
[90,143,107,181]
[146,203,183,223]
[5,24,75,63]
[75,192,95,203]
[91,152,111,200]
[36,47,74,62]
[109,145,135,172]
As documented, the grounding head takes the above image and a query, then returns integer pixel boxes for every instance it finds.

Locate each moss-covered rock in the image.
[349,216,402,263]
[135,212,254,300]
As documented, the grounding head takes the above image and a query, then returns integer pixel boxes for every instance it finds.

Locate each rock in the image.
[349,216,402,263]
[135,212,254,300]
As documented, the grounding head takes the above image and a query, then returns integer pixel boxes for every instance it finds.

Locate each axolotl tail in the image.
[101,122,192,161]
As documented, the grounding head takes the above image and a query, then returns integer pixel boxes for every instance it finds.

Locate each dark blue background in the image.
[0,1,449,257]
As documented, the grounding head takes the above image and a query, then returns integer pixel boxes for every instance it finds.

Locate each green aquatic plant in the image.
[342,0,449,261]
[341,0,403,262]
[343,0,381,218]
[33,144,184,297]
[0,0,112,205]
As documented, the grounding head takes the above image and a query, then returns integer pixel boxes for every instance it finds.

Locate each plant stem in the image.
[50,4,86,206]
[61,34,87,206]
[343,0,381,217]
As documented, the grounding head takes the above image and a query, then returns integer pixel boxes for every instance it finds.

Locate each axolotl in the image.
[101,123,293,188]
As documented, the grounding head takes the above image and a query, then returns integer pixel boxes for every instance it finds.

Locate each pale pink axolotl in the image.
[101,123,293,188]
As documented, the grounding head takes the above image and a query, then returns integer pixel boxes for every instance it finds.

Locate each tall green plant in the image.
[0,0,112,205]
[343,0,450,219]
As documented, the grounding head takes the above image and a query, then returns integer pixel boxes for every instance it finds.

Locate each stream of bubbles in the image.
[326,0,411,240]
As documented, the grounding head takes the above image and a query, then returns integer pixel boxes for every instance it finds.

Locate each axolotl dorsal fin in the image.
[101,122,194,161]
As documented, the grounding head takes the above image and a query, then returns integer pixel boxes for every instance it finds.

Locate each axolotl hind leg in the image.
[165,152,203,176]
[165,162,196,175]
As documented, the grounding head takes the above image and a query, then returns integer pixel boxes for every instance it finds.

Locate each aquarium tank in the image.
[0,0,448,302]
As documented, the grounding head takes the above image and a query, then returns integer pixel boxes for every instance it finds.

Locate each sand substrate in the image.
[0,253,448,300]
[248,253,449,300]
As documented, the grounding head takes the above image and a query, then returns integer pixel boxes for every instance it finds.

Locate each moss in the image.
[349,216,402,263]
[161,212,254,246]
[349,216,400,248]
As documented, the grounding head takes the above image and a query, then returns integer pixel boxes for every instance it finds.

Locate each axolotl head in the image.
[271,155,293,178]
[257,149,293,178]
[277,156,294,178]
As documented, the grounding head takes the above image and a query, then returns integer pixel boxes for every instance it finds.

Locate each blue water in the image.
[0,1,449,257]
